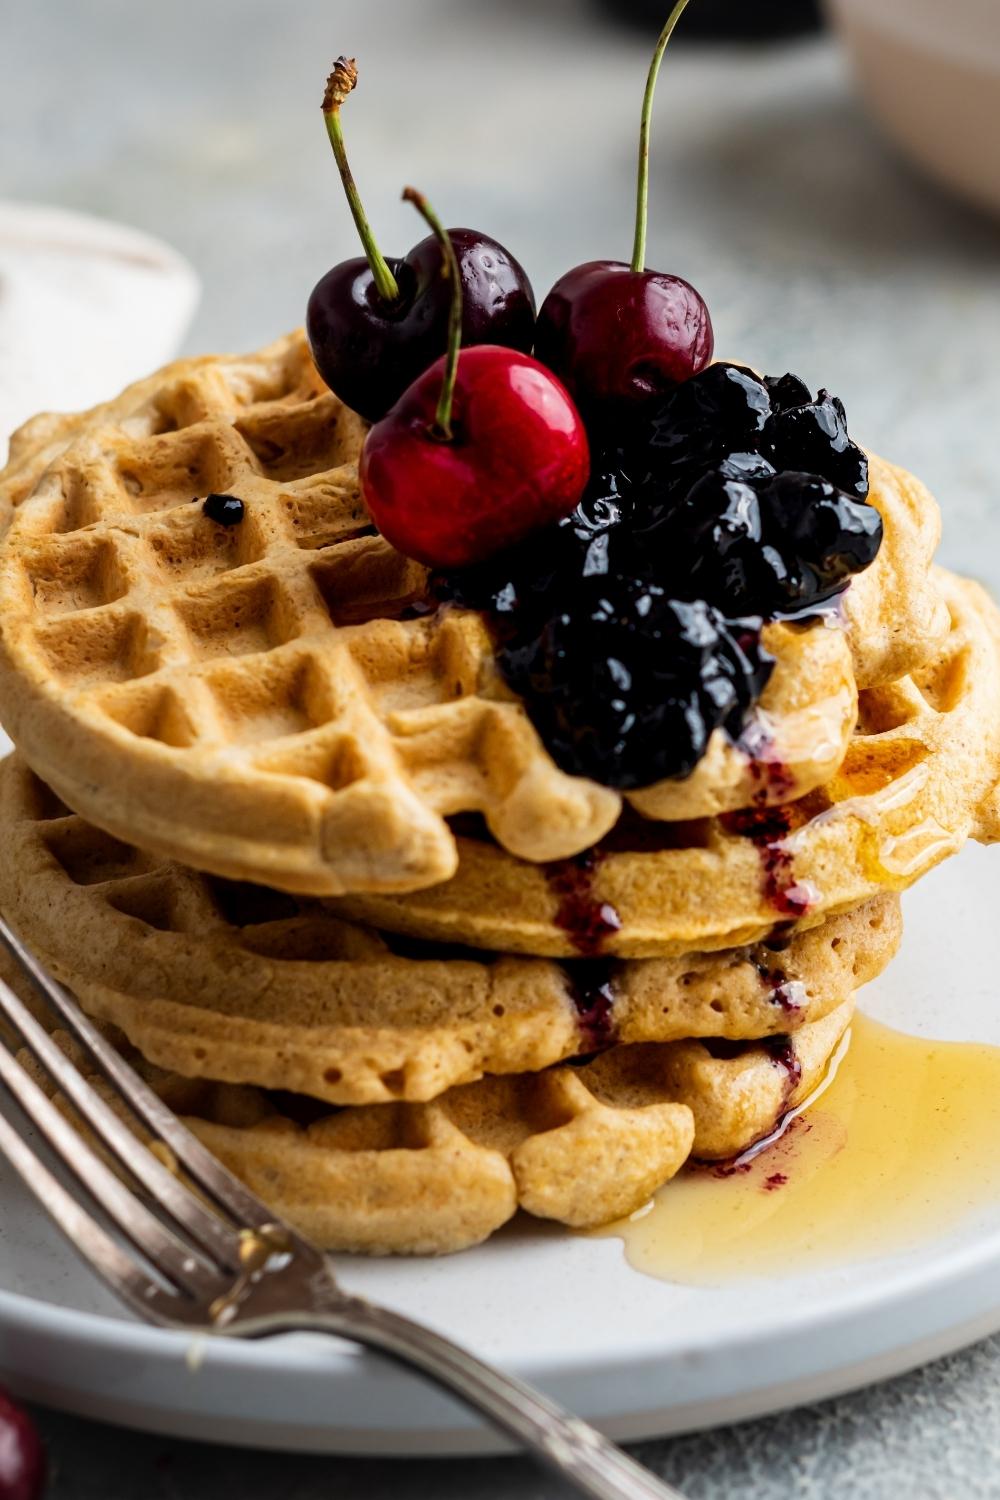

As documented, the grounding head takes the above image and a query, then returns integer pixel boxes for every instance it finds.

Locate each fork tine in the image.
[0,1102,185,1324]
[0,969,242,1271]
[0,1008,221,1299]
[0,916,283,1236]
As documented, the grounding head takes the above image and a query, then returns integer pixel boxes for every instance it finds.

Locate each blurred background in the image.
[3,0,1000,593]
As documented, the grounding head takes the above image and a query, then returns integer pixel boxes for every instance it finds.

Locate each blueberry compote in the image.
[434,364,882,788]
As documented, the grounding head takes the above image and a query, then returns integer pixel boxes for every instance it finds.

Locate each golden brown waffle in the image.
[337,570,1000,957]
[0,333,947,893]
[27,998,852,1255]
[0,345,251,528]
[1,410,95,527]
[0,755,899,1105]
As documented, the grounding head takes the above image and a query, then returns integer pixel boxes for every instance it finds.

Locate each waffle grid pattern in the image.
[0,333,951,895]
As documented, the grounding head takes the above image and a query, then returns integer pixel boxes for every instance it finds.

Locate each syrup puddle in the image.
[596,1012,1000,1284]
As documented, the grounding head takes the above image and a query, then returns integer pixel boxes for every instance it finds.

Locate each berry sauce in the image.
[546,850,622,956]
[770,980,806,1015]
[705,1116,806,1182]
[722,804,817,919]
[703,1031,802,1100]
[202,493,245,526]
[741,723,798,803]
[761,1034,804,1093]
[434,363,881,791]
[697,1031,804,1180]
[565,959,619,1054]
[752,954,806,1016]
[711,1157,755,1181]
[545,851,622,1052]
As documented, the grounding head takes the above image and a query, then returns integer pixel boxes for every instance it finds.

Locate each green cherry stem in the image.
[630,0,693,273]
[402,186,462,442]
[322,56,400,304]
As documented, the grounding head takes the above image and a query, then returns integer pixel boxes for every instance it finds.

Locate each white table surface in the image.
[4,0,1000,1494]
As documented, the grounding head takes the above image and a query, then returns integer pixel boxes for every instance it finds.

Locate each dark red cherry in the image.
[535,1,712,427]
[308,227,535,424]
[362,344,589,569]
[534,258,712,425]
[0,1389,45,1500]
[305,59,534,423]
[360,191,587,570]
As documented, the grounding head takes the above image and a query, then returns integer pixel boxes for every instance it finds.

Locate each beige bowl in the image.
[827,0,1000,215]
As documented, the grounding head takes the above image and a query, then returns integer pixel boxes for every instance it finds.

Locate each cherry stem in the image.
[631,0,692,273]
[402,186,462,442]
[323,57,400,304]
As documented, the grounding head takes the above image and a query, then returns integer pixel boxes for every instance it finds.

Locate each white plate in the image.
[0,830,998,1454]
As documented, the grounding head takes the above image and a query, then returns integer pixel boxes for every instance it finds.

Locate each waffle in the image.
[336,570,1000,957]
[0,345,249,529]
[1,409,97,529]
[0,333,948,894]
[24,996,853,1255]
[0,755,899,1105]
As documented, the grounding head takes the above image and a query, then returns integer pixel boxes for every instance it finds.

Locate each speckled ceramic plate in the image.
[0,717,998,1454]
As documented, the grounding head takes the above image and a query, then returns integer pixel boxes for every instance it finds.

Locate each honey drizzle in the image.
[596,1012,1000,1284]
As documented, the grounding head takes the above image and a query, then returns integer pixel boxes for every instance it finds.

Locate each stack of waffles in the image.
[0,331,998,1254]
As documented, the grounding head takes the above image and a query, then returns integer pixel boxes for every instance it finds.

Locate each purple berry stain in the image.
[722,803,817,919]
[564,959,619,1054]
[546,850,622,957]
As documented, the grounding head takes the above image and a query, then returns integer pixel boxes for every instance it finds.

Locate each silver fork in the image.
[0,916,688,1500]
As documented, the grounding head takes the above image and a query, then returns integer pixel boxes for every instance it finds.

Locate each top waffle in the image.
[0,332,949,895]
[0,342,254,529]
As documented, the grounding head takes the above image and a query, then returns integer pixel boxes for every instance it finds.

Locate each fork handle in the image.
[274,1300,686,1500]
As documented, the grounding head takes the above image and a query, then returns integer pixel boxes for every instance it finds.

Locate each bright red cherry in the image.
[361,192,588,570]
[534,0,713,429]
[362,345,588,568]
[0,1389,45,1500]
[306,58,535,423]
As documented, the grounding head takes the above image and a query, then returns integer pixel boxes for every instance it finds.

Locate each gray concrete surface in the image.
[27,1325,1000,1497]
[4,0,1000,1494]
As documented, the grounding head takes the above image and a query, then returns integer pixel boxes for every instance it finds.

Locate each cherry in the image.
[534,0,712,429]
[0,1389,45,1500]
[361,190,589,570]
[306,58,536,423]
